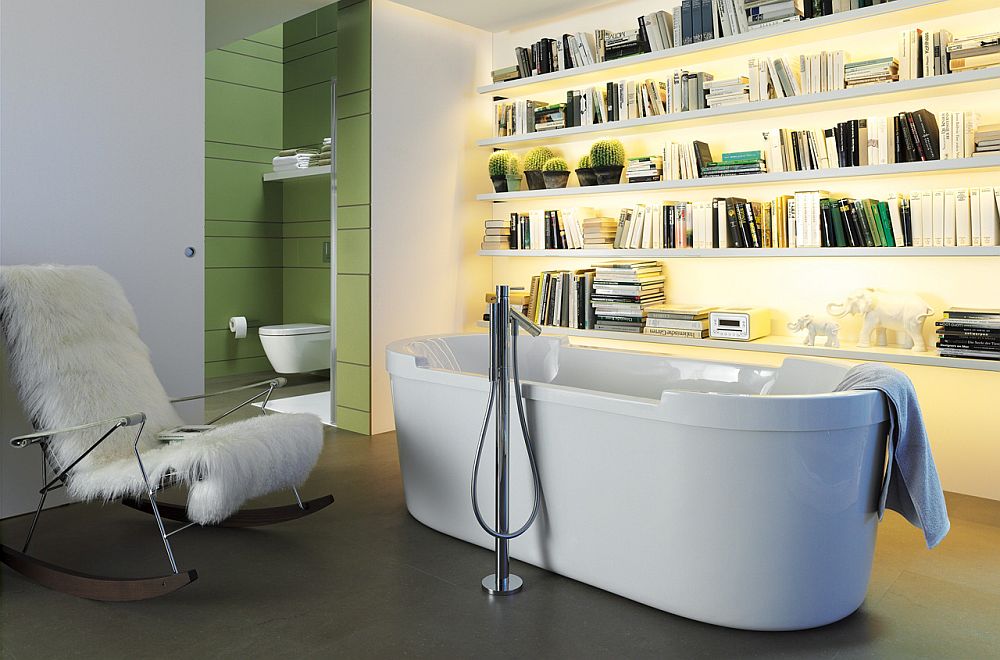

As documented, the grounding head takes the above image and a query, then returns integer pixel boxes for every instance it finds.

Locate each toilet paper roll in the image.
[229,316,247,339]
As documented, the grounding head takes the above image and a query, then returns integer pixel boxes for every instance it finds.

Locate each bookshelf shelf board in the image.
[476,155,1000,201]
[478,68,1000,149]
[473,322,1000,373]
[478,247,1000,258]
[262,165,331,182]
[477,0,994,97]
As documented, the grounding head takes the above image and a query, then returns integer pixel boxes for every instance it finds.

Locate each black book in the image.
[665,205,676,248]
[851,200,875,247]
[681,0,694,46]
[691,0,704,43]
[911,109,940,161]
[745,202,761,248]
[822,0,833,15]
[562,35,574,69]
[834,122,845,167]
[849,119,860,167]
[819,204,831,247]
[712,198,723,248]
[637,16,651,54]
[700,0,715,41]
[897,112,917,162]
[904,112,927,161]
[893,115,904,163]
[791,131,803,171]
[733,199,754,248]
[544,211,553,248]
[901,198,913,246]
[804,0,814,19]
[529,42,539,75]
[836,199,856,246]
[607,82,616,121]
[692,140,714,175]
[509,212,519,249]
[725,199,744,248]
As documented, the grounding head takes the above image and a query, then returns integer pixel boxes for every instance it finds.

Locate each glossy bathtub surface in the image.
[387,334,889,631]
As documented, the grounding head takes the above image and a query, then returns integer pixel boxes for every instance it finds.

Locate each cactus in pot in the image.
[522,146,555,190]
[575,153,597,187]
[589,138,626,185]
[542,157,571,189]
[488,150,519,193]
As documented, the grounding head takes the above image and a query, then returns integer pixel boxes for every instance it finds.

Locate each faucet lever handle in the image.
[510,308,542,337]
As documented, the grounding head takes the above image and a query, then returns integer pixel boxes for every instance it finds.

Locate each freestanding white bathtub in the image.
[387,334,889,631]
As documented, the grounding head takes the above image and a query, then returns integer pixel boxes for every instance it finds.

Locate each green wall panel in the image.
[283,220,329,238]
[205,142,275,164]
[336,90,370,119]
[337,0,371,96]
[317,4,339,35]
[207,50,282,91]
[205,328,266,362]
[284,48,338,92]
[335,406,370,435]
[206,357,274,379]
[284,31,338,63]
[246,25,283,48]
[206,237,283,268]
[336,274,369,365]
[284,82,332,149]
[206,159,282,222]
[284,12,318,47]
[206,80,282,149]
[282,176,330,221]
[336,113,370,206]
[283,268,331,324]
[337,205,369,229]
[335,362,370,411]
[205,267,283,331]
[337,229,369,274]
[283,237,329,268]
[206,220,282,238]
[220,40,283,63]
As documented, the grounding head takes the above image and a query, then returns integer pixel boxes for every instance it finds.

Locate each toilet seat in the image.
[259,323,330,337]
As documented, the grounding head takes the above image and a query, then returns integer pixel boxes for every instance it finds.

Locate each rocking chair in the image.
[0,265,333,601]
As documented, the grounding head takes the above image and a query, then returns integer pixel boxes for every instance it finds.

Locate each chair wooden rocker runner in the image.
[0,265,332,601]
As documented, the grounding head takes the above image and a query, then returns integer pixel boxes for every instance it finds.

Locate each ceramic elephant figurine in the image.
[826,288,934,351]
[787,315,840,347]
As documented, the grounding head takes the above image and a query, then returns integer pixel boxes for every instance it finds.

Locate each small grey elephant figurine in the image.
[827,288,934,351]
[787,315,840,347]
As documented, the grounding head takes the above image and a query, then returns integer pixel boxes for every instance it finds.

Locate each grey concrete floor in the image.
[1,374,999,658]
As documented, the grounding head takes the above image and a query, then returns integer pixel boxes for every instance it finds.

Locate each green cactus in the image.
[589,139,626,168]
[577,154,592,169]
[542,157,569,172]
[523,146,555,172]
[488,150,519,176]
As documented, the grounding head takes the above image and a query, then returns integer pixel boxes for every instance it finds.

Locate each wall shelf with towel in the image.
[474,322,1000,373]
[262,165,331,182]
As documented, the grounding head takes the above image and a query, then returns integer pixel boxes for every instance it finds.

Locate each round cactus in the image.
[488,150,519,176]
[577,154,592,169]
[542,157,569,172]
[589,139,626,167]
[523,146,555,172]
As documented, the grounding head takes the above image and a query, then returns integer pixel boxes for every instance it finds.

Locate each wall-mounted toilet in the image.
[259,323,331,374]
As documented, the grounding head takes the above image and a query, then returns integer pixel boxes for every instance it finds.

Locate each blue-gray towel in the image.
[835,362,950,548]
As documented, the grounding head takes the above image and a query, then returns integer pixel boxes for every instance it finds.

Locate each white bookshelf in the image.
[478,0,994,97]
[477,155,1000,201]
[479,68,1000,149]
[480,246,1000,258]
[474,321,1000,373]
[262,165,331,182]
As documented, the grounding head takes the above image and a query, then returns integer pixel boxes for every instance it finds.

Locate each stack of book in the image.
[482,219,510,250]
[705,76,750,107]
[700,150,766,177]
[626,156,663,183]
[513,33,600,78]
[526,270,596,329]
[590,261,665,333]
[973,124,1000,157]
[947,31,1000,73]
[662,140,714,180]
[844,57,898,88]
[491,65,520,84]
[644,305,716,339]
[534,104,567,131]
[935,309,1000,361]
[582,217,620,248]
[747,0,802,30]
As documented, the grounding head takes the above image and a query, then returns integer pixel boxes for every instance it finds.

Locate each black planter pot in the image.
[524,170,546,190]
[593,165,624,186]
[543,171,570,189]
[490,175,508,193]
[575,167,598,186]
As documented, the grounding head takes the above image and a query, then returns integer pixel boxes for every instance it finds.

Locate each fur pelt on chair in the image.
[0,265,324,524]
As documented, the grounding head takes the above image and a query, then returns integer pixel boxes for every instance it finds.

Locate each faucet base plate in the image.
[482,573,523,596]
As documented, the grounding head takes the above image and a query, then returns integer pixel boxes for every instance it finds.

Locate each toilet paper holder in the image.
[228,316,259,339]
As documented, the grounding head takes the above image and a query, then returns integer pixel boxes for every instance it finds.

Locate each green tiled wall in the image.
[205,3,371,435]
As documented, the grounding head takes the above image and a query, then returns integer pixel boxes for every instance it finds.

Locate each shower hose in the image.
[471,321,542,540]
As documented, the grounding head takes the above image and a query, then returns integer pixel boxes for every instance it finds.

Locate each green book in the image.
[827,199,847,247]
[877,201,896,247]
[721,150,764,163]
[852,200,875,247]
[863,199,885,246]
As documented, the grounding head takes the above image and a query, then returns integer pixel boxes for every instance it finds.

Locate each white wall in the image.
[0,0,205,517]
[369,0,493,434]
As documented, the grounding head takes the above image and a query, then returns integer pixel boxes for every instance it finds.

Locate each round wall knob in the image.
[184,247,196,257]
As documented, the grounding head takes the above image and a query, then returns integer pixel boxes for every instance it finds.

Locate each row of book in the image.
[484,186,1000,251]
[899,28,1000,80]
[936,308,1000,361]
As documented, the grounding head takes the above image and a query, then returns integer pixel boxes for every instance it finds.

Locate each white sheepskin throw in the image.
[1,265,324,524]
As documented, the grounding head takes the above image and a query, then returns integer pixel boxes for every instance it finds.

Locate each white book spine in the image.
[910,190,924,247]
[955,188,972,246]
[982,187,999,246]
[943,188,957,247]
[970,188,981,246]
[887,193,905,246]
[932,189,946,247]
[922,190,934,247]
[940,111,952,159]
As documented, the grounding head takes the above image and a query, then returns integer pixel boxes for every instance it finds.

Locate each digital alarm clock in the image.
[709,308,771,341]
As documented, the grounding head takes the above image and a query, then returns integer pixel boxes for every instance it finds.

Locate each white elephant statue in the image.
[826,288,934,352]
[787,315,840,347]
